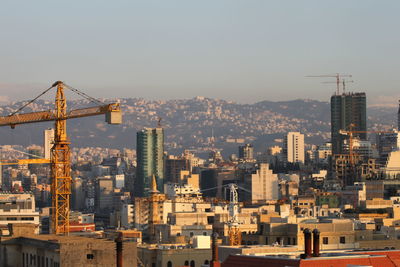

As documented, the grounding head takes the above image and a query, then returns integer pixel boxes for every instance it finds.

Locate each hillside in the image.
[0,98,397,156]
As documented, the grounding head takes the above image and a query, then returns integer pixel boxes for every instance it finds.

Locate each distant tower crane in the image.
[0,81,121,234]
[339,124,393,166]
[306,73,352,95]
[322,79,354,94]
[227,183,241,246]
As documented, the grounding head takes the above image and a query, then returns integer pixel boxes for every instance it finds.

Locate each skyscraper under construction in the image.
[331,92,367,155]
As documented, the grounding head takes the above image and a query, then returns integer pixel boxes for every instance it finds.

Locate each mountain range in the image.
[0,97,397,157]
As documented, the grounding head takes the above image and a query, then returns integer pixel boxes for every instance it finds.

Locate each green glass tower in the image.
[331,92,367,155]
[135,128,164,196]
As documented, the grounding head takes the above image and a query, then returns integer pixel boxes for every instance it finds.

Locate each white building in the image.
[114,174,125,189]
[43,128,54,160]
[121,204,134,229]
[284,132,305,163]
[248,163,279,202]
[165,183,201,198]
[0,193,40,234]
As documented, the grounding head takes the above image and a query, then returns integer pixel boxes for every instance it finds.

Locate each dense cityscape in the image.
[1,84,400,267]
[1,1,399,267]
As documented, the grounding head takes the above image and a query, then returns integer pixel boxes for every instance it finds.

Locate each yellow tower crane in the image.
[0,81,122,234]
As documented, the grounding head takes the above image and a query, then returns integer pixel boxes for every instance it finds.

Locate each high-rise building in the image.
[238,144,254,161]
[165,155,190,184]
[44,128,54,160]
[95,177,113,212]
[135,128,164,196]
[331,92,367,155]
[398,100,400,131]
[284,132,305,163]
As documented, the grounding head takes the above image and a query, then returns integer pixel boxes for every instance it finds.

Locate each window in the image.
[87,254,94,260]
[323,237,328,244]
[21,217,34,221]
[203,232,207,236]
[190,260,195,267]
[184,260,189,266]
[190,232,194,237]
[167,261,173,267]
[340,236,345,244]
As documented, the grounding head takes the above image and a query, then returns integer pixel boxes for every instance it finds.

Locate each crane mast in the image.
[52,81,71,234]
[0,81,122,234]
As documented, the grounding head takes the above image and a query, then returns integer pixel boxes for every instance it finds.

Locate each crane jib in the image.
[0,103,122,127]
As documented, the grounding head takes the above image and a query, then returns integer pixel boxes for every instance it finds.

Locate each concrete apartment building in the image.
[284,132,305,163]
[245,163,279,202]
[0,193,40,235]
[95,177,114,213]
[0,235,137,267]
[43,128,54,160]
[138,240,212,267]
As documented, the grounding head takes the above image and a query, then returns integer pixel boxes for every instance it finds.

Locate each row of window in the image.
[22,253,59,267]
[165,260,210,267]
[0,217,35,221]
[262,236,346,245]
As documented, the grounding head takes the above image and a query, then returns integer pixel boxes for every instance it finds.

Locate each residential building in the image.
[0,235,137,267]
[284,132,305,163]
[43,128,54,160]
[238,144,254,161]
[95,177,113,213]
[245,163,279,202]
[0,193,40,235]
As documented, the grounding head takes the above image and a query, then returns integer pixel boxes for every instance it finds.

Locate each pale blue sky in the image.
[0,1,399,105]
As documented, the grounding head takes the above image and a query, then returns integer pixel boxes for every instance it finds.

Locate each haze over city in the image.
[2,2,400,267]
[1,0,399,105]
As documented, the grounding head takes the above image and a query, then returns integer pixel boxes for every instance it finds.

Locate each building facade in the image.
[43,128,55,160]
[136,127,164,196]
[331,92,367,155]
[238,144,254,161]
[284,132,305,163]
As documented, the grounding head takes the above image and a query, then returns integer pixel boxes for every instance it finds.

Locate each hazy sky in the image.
[0,1,399,105]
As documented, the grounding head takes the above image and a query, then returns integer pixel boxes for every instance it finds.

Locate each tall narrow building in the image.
[398,99,400,131]
[44,128,54,160]
[135,127,164,196]
[331,92,367,155]
[284,132,305,163]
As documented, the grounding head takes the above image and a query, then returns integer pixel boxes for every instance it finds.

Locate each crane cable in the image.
[64,83,104,106]
[8,82,105,117]
[8,84,56,116]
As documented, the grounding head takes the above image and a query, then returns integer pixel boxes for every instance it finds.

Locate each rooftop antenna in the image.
[157,117,162,127]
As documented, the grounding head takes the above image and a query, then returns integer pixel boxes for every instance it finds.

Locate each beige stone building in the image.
[0,235,137,267]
